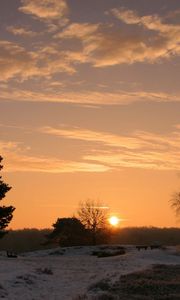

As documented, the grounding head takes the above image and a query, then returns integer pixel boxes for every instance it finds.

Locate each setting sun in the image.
[109,216,120,227]
[0,0,179,231]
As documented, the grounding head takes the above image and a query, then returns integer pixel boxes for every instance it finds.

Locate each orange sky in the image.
[0,0,180,229]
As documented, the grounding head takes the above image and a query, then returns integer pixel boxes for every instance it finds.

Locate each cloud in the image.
[2,8,180,82]
[54,22,101,64]
[40,126,180,171]
[0,140,109,173]
[37,45,76,76]
[84,129,180,171]
[0,141,21,154]
[0,85,179,105]
[7,26,38,37]
[0,124,25,130]
[2,125,180,172]
[84,151,180,171]
[86,28,180,67]
[0,40,38,81]
[55,22,100,40]
[105,7,180,65]
[19,0,68,21]
[46,23,59,33]
[84,31,151,66]
[111,7,141,25]
[40,126,148,149]
[7,156,109,173]
[111,7,180,34]
[0,40,76,81]
[56,10,180,67]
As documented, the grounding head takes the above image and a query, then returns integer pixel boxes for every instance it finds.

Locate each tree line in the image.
[1,227,180,253]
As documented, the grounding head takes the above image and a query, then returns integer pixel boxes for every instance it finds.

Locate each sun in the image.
[108,216,120,227]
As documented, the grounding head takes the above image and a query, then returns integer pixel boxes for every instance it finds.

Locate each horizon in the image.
[6,225,180,231]
[0,0,180,229]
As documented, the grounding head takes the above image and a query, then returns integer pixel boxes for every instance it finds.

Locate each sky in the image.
[0,0,180,229]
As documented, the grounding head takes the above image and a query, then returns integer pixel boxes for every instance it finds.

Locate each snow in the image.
[0,245,180,299]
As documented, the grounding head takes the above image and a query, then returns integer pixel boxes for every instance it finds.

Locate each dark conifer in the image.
[0,156,15,238]
[47,217,88,246]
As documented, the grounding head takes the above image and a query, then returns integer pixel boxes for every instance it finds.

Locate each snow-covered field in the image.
[0,245,180,300]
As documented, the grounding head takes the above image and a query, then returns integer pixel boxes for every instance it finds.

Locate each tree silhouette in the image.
[48,217,87,247]
[170,191,180,219]
[0,156,15,239]
[78,199,108,245]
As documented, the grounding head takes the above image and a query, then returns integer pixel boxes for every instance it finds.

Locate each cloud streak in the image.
[41,126,148,149]
[0,86,179,105]
[40,126,180,171]
[2,124,180,173]
[0,140,109,173]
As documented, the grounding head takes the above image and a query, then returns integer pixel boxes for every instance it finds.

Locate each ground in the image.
[0,246,180,299]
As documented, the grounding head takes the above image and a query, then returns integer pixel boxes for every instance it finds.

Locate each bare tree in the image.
[170,192,180,218]
[77,199,108,245]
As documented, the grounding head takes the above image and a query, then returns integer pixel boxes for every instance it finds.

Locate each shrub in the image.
[92,249,125,258]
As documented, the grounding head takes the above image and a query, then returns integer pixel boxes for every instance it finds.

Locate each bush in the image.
[92,249,125,258]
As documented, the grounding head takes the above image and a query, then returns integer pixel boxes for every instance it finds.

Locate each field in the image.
[0,246,180,299]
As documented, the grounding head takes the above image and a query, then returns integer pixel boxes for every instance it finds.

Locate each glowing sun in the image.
[109,216,120,226]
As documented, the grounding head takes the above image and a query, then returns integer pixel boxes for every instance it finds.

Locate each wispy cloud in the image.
[0,140,109,173]
[0,85,179,105]
[84,151,180,171]
[2,125,180,172]
[40,126,148,149]
[0,123,25,130]
[7,26,38,37]
[85,129,180,171]
[40,126,180,171]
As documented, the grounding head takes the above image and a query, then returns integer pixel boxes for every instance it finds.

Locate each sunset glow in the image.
[0,0,179,229]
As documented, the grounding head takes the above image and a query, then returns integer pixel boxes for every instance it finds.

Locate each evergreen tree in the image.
[0,156,15,238]
[48,217,88,247]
